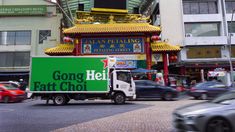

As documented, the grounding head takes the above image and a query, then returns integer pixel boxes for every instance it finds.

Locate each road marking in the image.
[0,109,14,112]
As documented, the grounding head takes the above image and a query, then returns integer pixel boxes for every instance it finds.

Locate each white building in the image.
[0,0,62,81]
[140,0,235,82]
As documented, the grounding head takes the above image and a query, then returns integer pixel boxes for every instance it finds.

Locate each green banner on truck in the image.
[30,57,109,92]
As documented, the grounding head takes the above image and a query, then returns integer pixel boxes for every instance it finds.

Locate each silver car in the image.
[173,91,235,132]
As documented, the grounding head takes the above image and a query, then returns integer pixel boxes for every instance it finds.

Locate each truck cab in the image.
[110,70,136,104]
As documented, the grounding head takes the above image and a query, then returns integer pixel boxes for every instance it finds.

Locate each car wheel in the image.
[113,92,125,105]
[194,96,200,100]
[206,118,232,132]
[53,94,66,106]
[163,92,173,101]
[201,93,208,100]
[3,96,10,103]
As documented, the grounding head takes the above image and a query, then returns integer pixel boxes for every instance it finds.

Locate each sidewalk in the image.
[53,98,204,132]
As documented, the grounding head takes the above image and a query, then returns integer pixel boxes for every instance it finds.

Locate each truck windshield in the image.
[117,72,131,84]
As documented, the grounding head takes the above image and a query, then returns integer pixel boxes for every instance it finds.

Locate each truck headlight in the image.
[128,88,133,91]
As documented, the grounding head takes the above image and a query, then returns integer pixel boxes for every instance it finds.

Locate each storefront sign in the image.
[115,60,137,69]
[0,5,47,16]
[208,71,226,77]
[81,38,144,54]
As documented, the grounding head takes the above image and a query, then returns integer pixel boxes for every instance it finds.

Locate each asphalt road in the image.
[0,99,151,132]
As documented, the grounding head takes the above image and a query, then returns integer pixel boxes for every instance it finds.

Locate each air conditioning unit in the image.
[185,33,193,37]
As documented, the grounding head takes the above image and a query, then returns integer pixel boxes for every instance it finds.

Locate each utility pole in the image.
[228,9,235,86]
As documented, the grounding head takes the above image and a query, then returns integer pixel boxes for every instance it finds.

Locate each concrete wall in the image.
[159,0,184,46]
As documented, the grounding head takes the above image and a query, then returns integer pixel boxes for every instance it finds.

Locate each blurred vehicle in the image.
[175,85,186,92]
[135,80,178,101]
[0,81,20,88]
[173,90,235,132]
[0,84,26,103]
[188,81,234,100]
[0,81,29,90]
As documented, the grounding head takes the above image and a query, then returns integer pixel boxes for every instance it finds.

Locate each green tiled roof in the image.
[58,0,142,16]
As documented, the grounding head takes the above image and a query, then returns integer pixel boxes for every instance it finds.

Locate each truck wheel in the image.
[53,94,66,106]
[113,93,125,105]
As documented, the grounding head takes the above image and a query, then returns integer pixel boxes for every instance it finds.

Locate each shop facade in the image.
[0,0,62,81]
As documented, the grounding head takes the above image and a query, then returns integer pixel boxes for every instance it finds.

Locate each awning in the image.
[0,72,29,76]
[44,44,74,56]
[63,23,161,34]
[131,68,156,73]
[151,41,181,52]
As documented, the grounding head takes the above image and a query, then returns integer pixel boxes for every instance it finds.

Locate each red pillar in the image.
[180,66,186,75]
[145,37,152,80]
[74,38,80,56]
[163,53,169,85]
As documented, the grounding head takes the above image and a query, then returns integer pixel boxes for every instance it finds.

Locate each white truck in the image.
[29,56,136,105]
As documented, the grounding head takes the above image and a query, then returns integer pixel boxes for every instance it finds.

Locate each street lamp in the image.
[228,9,235,86]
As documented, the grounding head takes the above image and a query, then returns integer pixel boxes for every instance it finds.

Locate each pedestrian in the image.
[19,79,27,90]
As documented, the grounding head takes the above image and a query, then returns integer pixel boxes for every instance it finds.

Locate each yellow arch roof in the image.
[44,44,74,55]
[63,23,161,34]
[151,42,181,52]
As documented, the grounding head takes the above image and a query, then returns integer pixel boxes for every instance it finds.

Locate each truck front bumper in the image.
[127,94,136,100]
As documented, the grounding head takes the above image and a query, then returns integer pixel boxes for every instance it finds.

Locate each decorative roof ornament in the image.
[107,15,116,24]
[126,14,151,23]
[76,16,94,24]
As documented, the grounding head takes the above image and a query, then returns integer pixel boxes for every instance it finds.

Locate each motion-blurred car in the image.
[173,90,235,132]
[135,80,178,101]
[0,84,26,103]
[188,81,233,100]
[0,81,21,88]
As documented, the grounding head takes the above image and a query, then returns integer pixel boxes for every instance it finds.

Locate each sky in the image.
[51,0,57,3]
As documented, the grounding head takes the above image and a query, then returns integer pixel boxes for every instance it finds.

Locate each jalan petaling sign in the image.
[81,37,145,54]
[0,5,47,16]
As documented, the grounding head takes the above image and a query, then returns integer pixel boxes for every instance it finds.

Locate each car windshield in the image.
[194,81,224,88]
[194,82,205,88]
[2,84,18,90]
[211,92,235,104]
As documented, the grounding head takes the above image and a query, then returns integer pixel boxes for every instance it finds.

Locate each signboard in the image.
[0,5,47,16]
[30,57,109,92]
[115,60,137,69]
[208,71,226,77]
[81,38,144,54]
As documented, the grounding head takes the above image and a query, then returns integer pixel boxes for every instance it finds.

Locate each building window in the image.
[232,46,235,57]
[39,30,51,44]
[183,0,218,14]
[185,23,220,37]
[225,0,235,13]
[0,52,30,67]
[228,22,235,33]
[0,31,31,45]
[186,46,221,59]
